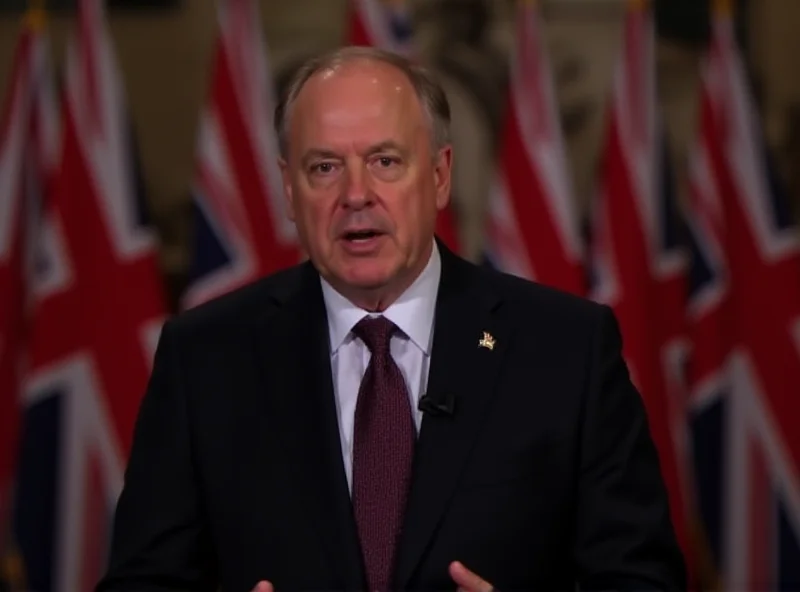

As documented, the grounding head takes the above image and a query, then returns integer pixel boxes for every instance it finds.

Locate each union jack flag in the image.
[347,0,414,56]
[484,0,584,294]
[0,7,59,561]
[346,0,462,254]
[12,1,168,589]
[182,0,300,310]
[685,6,800,590]
[588,0,695,582]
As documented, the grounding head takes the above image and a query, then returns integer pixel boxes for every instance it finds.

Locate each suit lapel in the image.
[253,264,365,590]
[393,247,511,588]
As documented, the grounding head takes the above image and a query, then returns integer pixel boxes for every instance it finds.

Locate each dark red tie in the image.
[351,316,416,592]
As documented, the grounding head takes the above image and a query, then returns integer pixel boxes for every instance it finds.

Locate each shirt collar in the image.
[320,240,441,355]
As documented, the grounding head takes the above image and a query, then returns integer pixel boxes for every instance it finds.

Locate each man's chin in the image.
[334,266,397,297]
[324,263,412,309]
[343,273,392,292]
[335,257,396,286]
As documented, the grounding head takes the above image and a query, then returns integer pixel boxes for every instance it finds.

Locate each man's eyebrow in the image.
[365,141,407,156]
[299,142,408,166]
[300,148,340,167]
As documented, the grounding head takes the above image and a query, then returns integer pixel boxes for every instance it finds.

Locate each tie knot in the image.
[352,315,397,354]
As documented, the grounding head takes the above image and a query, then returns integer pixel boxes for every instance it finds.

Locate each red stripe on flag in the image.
[498,96,584,294]
[699,58,800,471]
[80,449,106,592]
[28,103,166,454]
[212,42,299,274]
[347,3,373,47]
[592,6,696,581]
[748,436,771,590]
[597,107,695,587]
[0,25,40,533]
[435,203,460,254]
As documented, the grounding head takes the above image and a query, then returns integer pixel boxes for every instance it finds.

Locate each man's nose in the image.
[340,164,373,209]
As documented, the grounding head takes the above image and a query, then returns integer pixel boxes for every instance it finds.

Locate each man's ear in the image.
[278,157,296,222]
[433,145,452,211]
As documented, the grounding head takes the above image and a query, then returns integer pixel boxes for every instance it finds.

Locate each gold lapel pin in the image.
[478,331,495,350]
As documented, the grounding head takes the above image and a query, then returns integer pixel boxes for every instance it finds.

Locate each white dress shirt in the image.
[320,241,442,492]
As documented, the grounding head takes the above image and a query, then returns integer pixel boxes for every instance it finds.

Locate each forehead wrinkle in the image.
[288,61,431,160]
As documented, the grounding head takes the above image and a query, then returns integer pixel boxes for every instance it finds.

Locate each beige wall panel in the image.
[748,0,800,218]
[544,11,622,216]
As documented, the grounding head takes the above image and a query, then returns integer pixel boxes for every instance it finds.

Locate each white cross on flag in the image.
[182,0,301,310]
[484,0,585,294]
[12,1,168,589]
[0,8,60,550]
[684,2,800,589]
[588,0,695,581]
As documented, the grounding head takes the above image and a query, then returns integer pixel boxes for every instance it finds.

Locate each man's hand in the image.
[449,561,495,592]
[250,564,493,591]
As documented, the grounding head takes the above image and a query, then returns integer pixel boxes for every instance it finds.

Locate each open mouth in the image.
[343,230,382,241]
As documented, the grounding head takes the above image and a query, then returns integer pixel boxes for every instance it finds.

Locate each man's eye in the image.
[311,162,335,174]
[376,156,398,167]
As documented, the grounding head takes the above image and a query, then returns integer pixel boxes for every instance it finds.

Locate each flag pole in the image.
[713,0,733,17]
[627,0,649,11]
[24,0,47,30]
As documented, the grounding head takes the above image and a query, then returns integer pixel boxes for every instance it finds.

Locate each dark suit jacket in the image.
[96,244,686,591]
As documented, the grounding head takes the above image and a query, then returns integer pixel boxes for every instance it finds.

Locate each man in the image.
[97,47,686,591]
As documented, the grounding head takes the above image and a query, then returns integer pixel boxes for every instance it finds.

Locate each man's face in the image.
[279,59,451,308]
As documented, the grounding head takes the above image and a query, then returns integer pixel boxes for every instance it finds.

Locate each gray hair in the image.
[273,46,451,158]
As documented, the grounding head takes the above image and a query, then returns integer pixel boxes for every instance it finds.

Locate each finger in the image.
[448,561,493,592]
[250,581,274,592]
